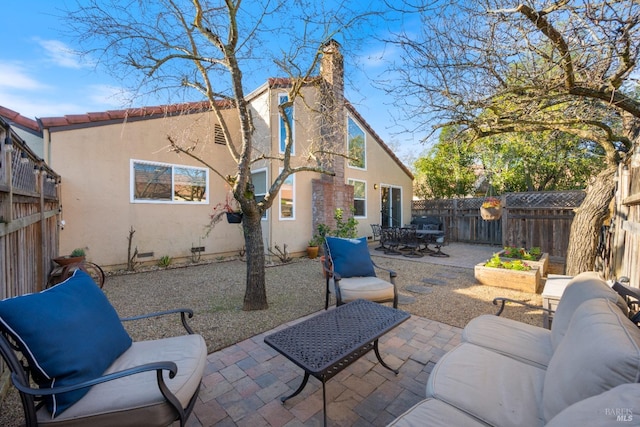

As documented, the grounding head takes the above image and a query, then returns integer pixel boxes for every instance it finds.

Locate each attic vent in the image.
[214,124,226,145]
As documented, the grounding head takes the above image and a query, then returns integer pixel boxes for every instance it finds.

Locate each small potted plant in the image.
[307,235,323,259]
[53,248,86,266]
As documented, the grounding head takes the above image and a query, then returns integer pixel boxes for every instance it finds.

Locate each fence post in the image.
[500,194,507,247]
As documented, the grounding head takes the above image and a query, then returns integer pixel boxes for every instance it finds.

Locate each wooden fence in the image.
[412,190,586,259]
[0,120,60,300]
[603,163,640,285]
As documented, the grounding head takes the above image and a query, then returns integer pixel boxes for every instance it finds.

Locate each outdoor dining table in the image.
[264,299,411,426]
[415,228,449,257]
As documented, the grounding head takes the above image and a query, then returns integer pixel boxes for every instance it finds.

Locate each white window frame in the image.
[251,167,268,220]
[348,178,367,218]
[130,159,209,204]
[279,93,294,155]
[279,168,295,220]
[347,115,366,170]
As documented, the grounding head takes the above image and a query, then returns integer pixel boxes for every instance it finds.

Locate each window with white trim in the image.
[348,179,366,217]
[279,169,295,220]
[347,116,365,169]
[251,168,268,219]
[131,160,208,203]
[279,93,294,154]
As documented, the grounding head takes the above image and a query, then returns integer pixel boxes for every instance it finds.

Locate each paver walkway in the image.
[186,312,462,426]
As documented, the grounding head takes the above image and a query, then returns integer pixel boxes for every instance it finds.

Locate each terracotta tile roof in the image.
[0,106,40,133]
[38,100,223,129]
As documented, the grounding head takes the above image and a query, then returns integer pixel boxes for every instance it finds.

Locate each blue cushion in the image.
[0,270,132,417]
[326,236,376,278]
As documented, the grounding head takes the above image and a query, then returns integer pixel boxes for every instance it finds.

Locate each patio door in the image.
[381,186,402,227]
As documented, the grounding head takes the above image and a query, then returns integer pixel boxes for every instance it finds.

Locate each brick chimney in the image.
[312,39,354,233]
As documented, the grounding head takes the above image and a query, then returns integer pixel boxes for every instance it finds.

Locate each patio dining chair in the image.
[0,270,207,427]
[323,236,398,309]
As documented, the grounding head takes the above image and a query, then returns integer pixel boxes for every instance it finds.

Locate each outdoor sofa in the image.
[389,272,640,426]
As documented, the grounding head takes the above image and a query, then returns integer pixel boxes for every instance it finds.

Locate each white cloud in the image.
[0,63,48,91]
[36,39,94,69]
[0,90,79,119]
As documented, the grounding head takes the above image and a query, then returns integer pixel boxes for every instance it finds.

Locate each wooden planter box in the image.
[474,263,542,294]
[496,251,549,275]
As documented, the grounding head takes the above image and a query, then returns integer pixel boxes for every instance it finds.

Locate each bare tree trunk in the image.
[242,211,267,310]
[565,166,617,275]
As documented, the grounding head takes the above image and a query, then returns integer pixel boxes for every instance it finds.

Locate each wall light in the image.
[4,134,13,152]
[373,183,378,190]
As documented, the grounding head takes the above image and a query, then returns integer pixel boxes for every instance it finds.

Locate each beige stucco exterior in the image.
[38,57,413,270]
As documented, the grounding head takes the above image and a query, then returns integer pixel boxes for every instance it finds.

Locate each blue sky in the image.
[0,1,427,164]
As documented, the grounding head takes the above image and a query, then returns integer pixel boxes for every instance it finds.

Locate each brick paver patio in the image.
[184,311,462,426]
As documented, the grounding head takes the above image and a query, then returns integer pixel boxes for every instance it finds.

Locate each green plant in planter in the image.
[503,246,542,260]
[485,253,532,271]
[70,248,86,258]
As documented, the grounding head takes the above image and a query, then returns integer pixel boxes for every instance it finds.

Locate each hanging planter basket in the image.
[480,196,502,221]
[480,205,502,221]
[225,212,243,223]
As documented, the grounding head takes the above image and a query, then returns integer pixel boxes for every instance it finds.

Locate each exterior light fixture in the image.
[373,183,378,190]
[20,151,29,164]
[4,134,13,152]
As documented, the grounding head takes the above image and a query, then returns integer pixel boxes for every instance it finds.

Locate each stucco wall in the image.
[48,110,244,268]
[47,87,412,269]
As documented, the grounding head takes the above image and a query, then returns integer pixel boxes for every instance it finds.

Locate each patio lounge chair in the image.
[0,270,207,427]
[323,236,398,309]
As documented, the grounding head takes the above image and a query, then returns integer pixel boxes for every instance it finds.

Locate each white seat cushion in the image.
[39,334,207,426]
[337,276,395,303]
[427,342,546,427]
[550,271,629,349]
[542,298,640,421]
[388,398,491,427]
[462,314,552,368]
[546,383,640,426]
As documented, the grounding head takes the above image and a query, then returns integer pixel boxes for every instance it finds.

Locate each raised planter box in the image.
[474,263,542,294]
[496,251,549,275]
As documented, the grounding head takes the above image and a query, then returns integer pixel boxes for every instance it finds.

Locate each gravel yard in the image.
[104,253,544,354]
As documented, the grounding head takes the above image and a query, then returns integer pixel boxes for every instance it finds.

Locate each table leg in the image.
[281,372,310,403]
[373,339,400,374]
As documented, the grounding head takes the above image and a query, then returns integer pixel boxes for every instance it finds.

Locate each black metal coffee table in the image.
[264,299,411,426]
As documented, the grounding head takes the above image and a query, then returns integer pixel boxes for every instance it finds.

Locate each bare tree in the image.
[385,0,640,275]
[65,0,380,309]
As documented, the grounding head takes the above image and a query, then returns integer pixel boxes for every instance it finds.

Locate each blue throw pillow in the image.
[326,236,376,278]
[0,270,132,417]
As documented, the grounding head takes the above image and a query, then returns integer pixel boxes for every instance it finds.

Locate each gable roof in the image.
[0,106,40,134]
[345,101,414,180]
[10,79,413,180]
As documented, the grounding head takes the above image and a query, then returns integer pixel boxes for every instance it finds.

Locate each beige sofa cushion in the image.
[38,334,207,426]
[427,343,546,427]
[462,315,552,368]
[542,298,640,421]
[388,398,491,427]
[336,276,395,303]
[546,384,640,426]
[550,271,628,349]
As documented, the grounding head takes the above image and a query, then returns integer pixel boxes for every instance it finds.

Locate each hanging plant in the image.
[480,181,502,221]
[480,196,502,220]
